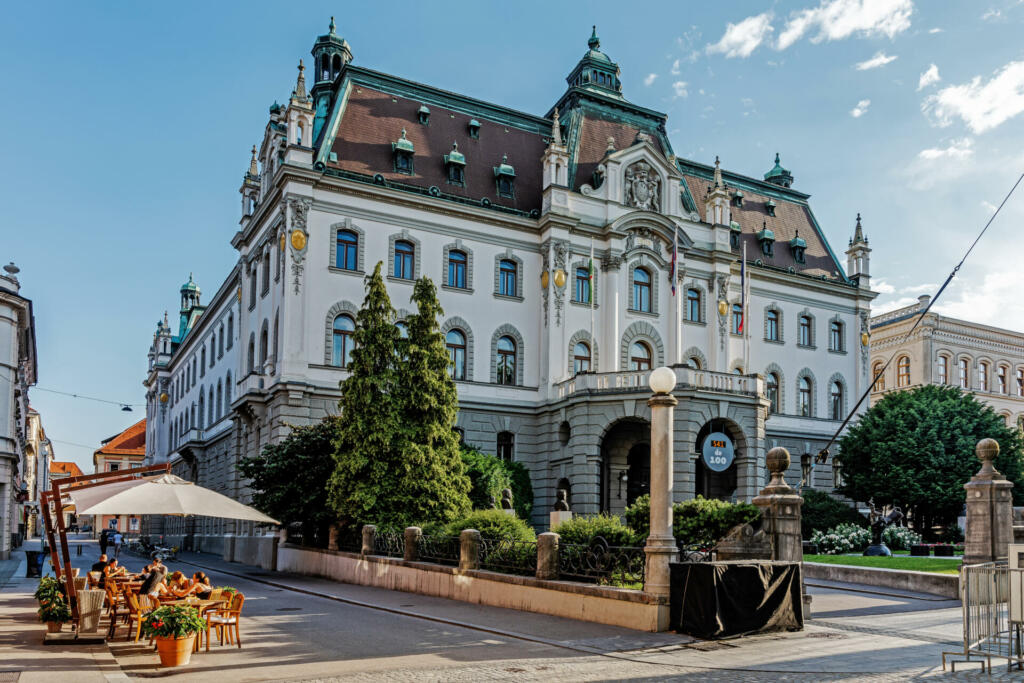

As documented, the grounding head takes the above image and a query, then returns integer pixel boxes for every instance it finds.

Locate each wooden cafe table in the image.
[163,598,227,652]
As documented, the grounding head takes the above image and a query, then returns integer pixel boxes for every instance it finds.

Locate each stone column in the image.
[964,438,1014,565]
[404,527,422,562]
[536,532,559,580]
[644,368,679,600]
[327,523,339,551]
[753,446,808,615]
[459,529,480,571]
[361,524,376,556]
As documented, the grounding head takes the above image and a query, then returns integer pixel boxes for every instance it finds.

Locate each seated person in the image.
[139,567,168,598]
[167,571,195,598]
[102,558,125,580]
[90,554,108,574]
[191,572,213,599]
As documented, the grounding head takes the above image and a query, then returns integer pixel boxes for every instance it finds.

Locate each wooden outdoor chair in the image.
[121,590,147,642]
[103,581,126,619]
[206,593,245,650]
[105,585,133,639]
[87,571,102,589]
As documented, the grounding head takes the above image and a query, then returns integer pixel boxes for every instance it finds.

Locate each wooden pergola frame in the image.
[39,463,170,625]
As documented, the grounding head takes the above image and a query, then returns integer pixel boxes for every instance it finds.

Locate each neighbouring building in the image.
[143,22,876,542]
[24,408,53,538]
[92,419,147,534]
[0,262,36,559]
[49,461,83,528]
[870,295,1024,427]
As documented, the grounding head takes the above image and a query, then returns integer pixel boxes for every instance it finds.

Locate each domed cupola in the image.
[310,17,353,141]
[565,26,623,98]
[180,273,200,312]
[764,152,794,188]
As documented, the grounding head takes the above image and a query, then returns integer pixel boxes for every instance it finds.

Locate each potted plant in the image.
[34,577,71,633]
[216,586,238,597]
[141,605,207,667]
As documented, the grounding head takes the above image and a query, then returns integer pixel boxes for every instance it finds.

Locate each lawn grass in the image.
[804,554,961,574]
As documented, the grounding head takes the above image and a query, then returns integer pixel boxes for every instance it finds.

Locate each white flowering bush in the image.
[882,525,922,550]
[809,523,871,554]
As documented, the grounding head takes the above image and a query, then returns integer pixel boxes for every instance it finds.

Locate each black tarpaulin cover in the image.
[669,561,803,639]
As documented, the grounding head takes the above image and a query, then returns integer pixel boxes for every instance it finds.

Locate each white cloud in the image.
[643,73,658,87]
[928,27,943,34]
[874,280,897,294]
[706,12,775,58]
[981,8,1002,20]
[917,63,940,90]
[903,138,975,189]
[933,269,1024,327]
[778,0,913,50]
[851,98,871,117]
[855,51,898,70]
[672,81,689,98]
[670,59,681,76]
[918,137,974,161]
[924,61,1024,133]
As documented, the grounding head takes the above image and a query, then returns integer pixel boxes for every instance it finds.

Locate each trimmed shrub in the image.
[625,494,761,547]
[801,489,867,539]
[882,525,922,551]
[445,509,536,542]
[809,523,871,554]
[553,514,638,547]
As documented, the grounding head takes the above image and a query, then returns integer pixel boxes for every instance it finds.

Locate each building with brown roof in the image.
[143,21,876,543]
[91,419,146,533]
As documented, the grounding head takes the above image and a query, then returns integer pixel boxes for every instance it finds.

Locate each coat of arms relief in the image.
[625,160,661,212]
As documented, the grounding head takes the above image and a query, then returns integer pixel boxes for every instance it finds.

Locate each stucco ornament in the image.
[287,196,312,294]
[625,161,661,212]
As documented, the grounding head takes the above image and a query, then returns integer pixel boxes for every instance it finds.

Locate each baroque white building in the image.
[144,23,876,541]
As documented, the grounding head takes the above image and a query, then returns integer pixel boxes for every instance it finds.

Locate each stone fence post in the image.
[753,446,808,614]
[459,529,480,571]
[964,438,1014,565]
[404,527,422,562]
[328,523,340,552]
[537,532,559,580]
[361,524,376,556]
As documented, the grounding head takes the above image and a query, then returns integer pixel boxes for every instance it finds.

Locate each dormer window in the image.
[732,190,744,207]
[790,231,807,264]
[468,119,480,139]
[391,128,415,175]
[417,105,430,125]
[757,222,775,257]
[443,142,466,186]
[765,198,777,217]
[729,221,742,250]
[494,154,515,198]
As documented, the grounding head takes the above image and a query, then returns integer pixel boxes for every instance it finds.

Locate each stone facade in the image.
[142,23,876,538]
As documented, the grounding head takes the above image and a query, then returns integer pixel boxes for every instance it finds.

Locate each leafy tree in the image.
[238,416,341,537]
[801,489,867,540]
[501,459,534,522]
[835,384,1024,534]
[461,446,534,521]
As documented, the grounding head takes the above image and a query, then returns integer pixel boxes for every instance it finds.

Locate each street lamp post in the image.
[645,366,679,600]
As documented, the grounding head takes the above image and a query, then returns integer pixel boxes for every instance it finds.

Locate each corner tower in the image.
[310,17,353,141]
[564,26,623,98]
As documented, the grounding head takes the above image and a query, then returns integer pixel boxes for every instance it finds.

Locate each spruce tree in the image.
[394,276,471,523]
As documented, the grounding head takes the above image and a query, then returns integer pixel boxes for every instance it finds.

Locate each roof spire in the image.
[249,145,258,176]
[713,155,723,189]
[853,212,866,243]
[588,25,600,50]
[329,16,336,34]
[552,110,562,146]
[293,59,307,100]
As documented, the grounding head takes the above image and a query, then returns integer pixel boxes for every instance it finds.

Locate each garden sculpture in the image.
[500,488,514,510]
[864,499,903,557]
[554,489,570,512]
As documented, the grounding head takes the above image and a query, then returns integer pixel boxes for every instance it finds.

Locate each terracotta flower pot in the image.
[154,634,197,667]
[45,621,63,633]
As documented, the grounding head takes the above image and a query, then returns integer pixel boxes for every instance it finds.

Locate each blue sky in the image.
[4,0,1024,472]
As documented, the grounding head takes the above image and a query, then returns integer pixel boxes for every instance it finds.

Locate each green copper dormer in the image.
[756,222,775,257]
[494,154,516,198]
[764,152,794,188]
[443,142,466,185]
[468,119,480,139]
[790,230,807,264]
[392,128,415,174]
[765,198,777,217]
[565,26,624,98]
[729,220,742,249]
[731,189,744,207]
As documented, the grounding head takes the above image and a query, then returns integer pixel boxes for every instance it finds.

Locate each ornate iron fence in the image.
[337,525,363,553]
[372,529,405,558]
[558,536,645,586]
[479,537,538,576]
[417,535,461,566]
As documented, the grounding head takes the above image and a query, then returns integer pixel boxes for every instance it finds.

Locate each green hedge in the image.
[445,509,536,542]
[625,494,761,547]
[552,514,638,547]
[801,489,866,539]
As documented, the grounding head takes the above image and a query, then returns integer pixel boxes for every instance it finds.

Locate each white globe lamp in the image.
[648,366,676,395]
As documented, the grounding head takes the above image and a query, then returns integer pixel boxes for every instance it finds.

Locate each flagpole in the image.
[590,236,596,372]
[673,225,680,365]
[743,242,750,375]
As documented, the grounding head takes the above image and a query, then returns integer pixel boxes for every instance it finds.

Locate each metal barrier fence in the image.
[373,529,405,558]
[558,537,646,586]
[417,535,461,566]
[942,561,1024,673]
[479,537,538,576]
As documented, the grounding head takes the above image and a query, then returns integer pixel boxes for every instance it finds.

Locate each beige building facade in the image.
[870,294,1024,428]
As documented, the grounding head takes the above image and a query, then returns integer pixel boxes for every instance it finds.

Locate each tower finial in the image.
[606,136,616,154]
[853,212,865,243]
[588,25,599,50]
[552,110,562,146]
[294,59,307,100]
[329,16,336,34]
[249,145,258,176]
[713,155,723,188]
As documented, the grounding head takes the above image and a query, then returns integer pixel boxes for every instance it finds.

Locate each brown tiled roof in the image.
[682,175,842,278]
[328,87,547,213]
[95,419,146,457]
[571,114,664,191]
[50,461,84,478]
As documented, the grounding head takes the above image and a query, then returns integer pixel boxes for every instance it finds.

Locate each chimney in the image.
[918,294,931,309]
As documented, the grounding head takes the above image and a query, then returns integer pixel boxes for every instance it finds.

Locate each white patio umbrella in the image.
[69,473,278,524]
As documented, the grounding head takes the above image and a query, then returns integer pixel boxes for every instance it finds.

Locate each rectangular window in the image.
[937,356,948,384]
[448,251,467,289]
[766,311,779,341]
[499,260,517,297]
[575,268,591,303]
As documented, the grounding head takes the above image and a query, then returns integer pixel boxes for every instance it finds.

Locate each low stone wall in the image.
[277,544,669,631]
[804,562,959,599]
[231,535,277,570]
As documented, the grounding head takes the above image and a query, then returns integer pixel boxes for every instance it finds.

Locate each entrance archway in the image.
[693,419,745,501]
[600,419,650,515]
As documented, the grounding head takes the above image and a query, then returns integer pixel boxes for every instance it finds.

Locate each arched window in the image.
[332,314,355,367]
[259,326,269,367]
[247,334,256,373]
[446,329,466,380]
[497,431,514,462]
[393,240,414,279]
[633,268,651,313]
[224,371,231,404]
[216,381,223,419]
[830,381,844,420]
[226,313,234,349]
[1018,368,1024,397]
[448,250,467,289]
[200,348,206,377]
[198,389,205,430]
[998,365,1008,394]
[573,342,591,375]
[798,315,812,347]
[575,267,591,304]
[336,230,358,271]
[829,321,843,352]
[496,336,517,385]
[959,358,970,389]
[766,309,780,341]
[499,259,518,297]
[979,362,990,391]
[798,377,812,417]
[249,269,257,307]
[262,250,271,294]
[937,355,949,384]
[686,288,701,322]
[731,304,743,334]
[208,388,214,425]
[630,342,652,371]
[896,356,910,387]
[766,373,779,413]
[688,356,702,370]
[296,121,304,145]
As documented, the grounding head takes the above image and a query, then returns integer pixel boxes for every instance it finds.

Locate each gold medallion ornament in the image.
[159,393,169,403]
[553,269,566,288]
[541,271,550,289]
[861,331,870,347]
[290,229,307,251]
[717,300,729,317]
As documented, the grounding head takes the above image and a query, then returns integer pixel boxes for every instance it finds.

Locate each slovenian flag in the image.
[587,255,595,304]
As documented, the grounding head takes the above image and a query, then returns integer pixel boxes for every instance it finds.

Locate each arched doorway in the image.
[600,419,650,515]
[693,419,744,501]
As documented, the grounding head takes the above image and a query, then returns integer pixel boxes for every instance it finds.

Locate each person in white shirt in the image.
[112,532,124,559]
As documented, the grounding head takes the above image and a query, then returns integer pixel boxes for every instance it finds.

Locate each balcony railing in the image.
[555,366,762,400]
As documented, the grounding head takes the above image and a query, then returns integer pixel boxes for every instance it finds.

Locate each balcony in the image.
[555,367,762,400]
